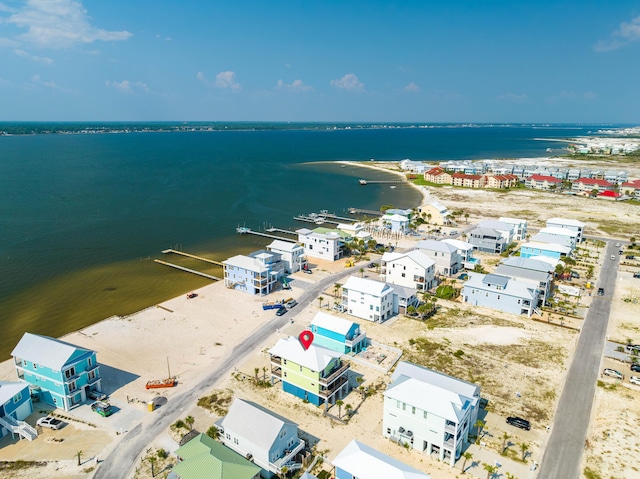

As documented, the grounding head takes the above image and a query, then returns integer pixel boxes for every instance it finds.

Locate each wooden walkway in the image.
[154,259,221,280]
[236,228,295,242]
[162,249,223,266]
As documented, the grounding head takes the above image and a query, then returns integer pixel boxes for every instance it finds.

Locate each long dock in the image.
[348,207,383,217]
[265,227,297,235]
[162,249,223,266]
[154,259,221,280]
[358,179,405,185]
[236,227,295,242]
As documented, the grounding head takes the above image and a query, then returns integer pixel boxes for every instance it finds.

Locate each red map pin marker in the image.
[298,330,314,350]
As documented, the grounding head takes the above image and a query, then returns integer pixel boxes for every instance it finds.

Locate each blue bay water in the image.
[0,124,602,358]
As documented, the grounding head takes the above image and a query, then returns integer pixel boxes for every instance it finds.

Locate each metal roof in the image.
[310,312,358,336]
[11,333,94,371]
[391,362,480,400]
[332,440,430,479]
[343,276,393,297]
[268,337,341,372]
[0,381,29,406]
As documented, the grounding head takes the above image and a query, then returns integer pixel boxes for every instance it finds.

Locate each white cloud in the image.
[330,73,364,91]
[105,80,150,94]
[595,15,640,51]
[584,91,597,100]
[404,82,420,93]
[215,71,240,89]
[276,79,313,92]
[497,92,528,102]
[2,0,132,49]
[30,73,75,93]
[15,48,53,64]
[155,34,171,41]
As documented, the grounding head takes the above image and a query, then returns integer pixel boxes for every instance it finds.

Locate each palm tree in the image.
[505,473,517,479]
[461,451,473,473]
[148,455,157,477]
[254,367,260,382]
[333,283,342,298]
[185,415,195,431]
[206,425,220,439]
[262,366,267,381]
[474,419,486,438]
[520,442,529,461]
[76,450,83,466]
[345,403,353,417]
[279,466,289,479]
[464,212,469,223]
[335,399,344,418]
[359,267,365,277]
[483,463,498,479]
[318,296,323,308]
[501,431,511,453]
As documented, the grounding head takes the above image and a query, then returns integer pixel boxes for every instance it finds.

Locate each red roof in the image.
[490,174,518,181]
[575,177,613,186]
[425,167,446,176]
[621,179,640,188]
[597,190,621,198]
[526,174,562,182]
[452,173,483,180]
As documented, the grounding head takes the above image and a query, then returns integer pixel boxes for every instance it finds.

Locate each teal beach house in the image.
[0,381,37,441]
[11,333,102,411]
[309,312,367,355]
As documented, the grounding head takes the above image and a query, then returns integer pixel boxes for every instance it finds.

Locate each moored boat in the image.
[146,377,177,389]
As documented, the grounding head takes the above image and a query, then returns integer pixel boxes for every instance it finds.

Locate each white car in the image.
[36,416,65,430]
[630,376,640,386]
[603,368,624,380]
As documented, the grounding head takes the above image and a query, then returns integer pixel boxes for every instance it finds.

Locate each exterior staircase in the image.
[0,415,38,441]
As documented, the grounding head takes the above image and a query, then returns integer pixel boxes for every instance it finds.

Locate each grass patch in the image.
[481,340,566,369]
[583,466,603,479]
[0,461,47,471]
[197,389,233,415]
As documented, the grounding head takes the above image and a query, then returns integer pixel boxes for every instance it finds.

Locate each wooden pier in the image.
[265,227,297,235]
[358,179,405,185]
[236,226,296,242]
[162,249,223,266]
[153,259,221,280]
[348,207,383,217]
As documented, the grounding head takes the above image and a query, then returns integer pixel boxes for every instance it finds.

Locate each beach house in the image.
[0,381,37,441]
[495,260,553,306]
[417,201,452,226]
[485,174,519,189]
[11,333,101,411]
[268,337,350,409]
[341,276,395,322]
[524,174,562,190]
[170,433,261,479]
[467,227,508,254]
[223,252,281,296]
[381,211,411,234]
[546,218,585,243]
[309,312,367,355]
[216,399,306,478]
[382,362,480,467]
[415,240,462,276]
[333,440,431,479]
[498,217,528,241]
[381,249,436,291]
[441,238,479,270]
[520,241,571,260]
[296,228,345,261]
[451,173,486,188]
[572,178,614,195]
[621,179,640,198]
[424,167,452,185]
[267,240,306,273]
[462,273,540,316]
[530,233,574,251]
[538,226,579,249]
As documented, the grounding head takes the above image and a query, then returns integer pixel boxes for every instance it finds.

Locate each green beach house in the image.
[268,336,350,409]
[170,433,261,479]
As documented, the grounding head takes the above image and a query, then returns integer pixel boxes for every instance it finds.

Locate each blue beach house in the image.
[520,241,571,261]
[309,312,367,355]
[11,333,102,411]
[0,381,37,441]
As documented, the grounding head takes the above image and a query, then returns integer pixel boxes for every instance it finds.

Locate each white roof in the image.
[0,381,29,405]
[310,312,358,336]
[477,220,514,233]
[427,201,448,214]
[527,255,560,267]
[546,218,585,228]
[531,233,573,249]
[385,377,469,422]
[382,250,435,270]
[268,337,341,372]
[465,273,537,300]
[384,214,409,222]
[333,440,430,479]
[416,239,458,254]
[391,362,480,400]
[441,238,474,251]
[521,241,571,254]
[219,398,296,452]
[539,227,578,238]
[267,239,301,252]
[499,217,527,226]
[355,230,371,239]
[223,254,268,273]
[502,257,555,273]
[343,276,393,296]
[11,333,94,371]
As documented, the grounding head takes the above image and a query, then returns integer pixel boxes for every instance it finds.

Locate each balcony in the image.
[444,422,457,434]
[87,374,100,386]
[269,438,305,474]
[344,332,367,349]
[318,375,348,400]
[271,366,282,379]
[318,361,350,386]
[271,355,282,366]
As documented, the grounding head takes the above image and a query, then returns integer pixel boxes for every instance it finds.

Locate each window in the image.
[13,392,22,403]
[88,370,96,381]
[283,372,287,378]
[397,400,401,408]
[69,381,77,392]
[401,273,405,278]
[33,363,37,370]
[234,437,239,444]
[283,359,287,365]
[402,402,406,411]
[65,367,76,379]
[87,357,93,368]
[412,406,416,414]
[423,411,427,419]
[226,433,231,440]
[299,365,302,372]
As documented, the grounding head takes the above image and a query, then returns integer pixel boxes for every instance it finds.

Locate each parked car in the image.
[87,389,108,401]
[506,416,531,431]
[368,262,378,268]
[630,364,640,372]
[630,376,640,386]
[615,243,620,247]
[570,271,580,279]
[285,299,298,310]
[626,255,635,260]
[603,368,624,380]
[36,416,65,430]
[634,273,640,279]
[91,401,114,417]
[597,287,605,296]
[302,268,312,274]
[275,307,287,316]
[610,255,616,261]
[626,344,640,353]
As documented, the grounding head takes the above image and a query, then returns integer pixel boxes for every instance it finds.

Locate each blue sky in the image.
[0,0,639,122]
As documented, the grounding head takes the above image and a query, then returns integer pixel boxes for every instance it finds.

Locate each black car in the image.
[631,364,640,372]
[634,273,640,279]
[506,416,531,431]
[597,288,605,296]
[275,307,287,316]
[626,344,640,353]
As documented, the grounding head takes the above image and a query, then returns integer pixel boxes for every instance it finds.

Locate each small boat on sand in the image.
[146,378,177,389]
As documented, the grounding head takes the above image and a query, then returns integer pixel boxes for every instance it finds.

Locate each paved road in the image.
[537,241,619,479]
[94,265,361,479]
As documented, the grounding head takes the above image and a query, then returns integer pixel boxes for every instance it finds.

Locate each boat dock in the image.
[236,226,296,242]
[358,178,405,185]
[348,207,383,217]
[162,249,223,266]
[265,227,297,235]
[153,259,221,280]
[293,210,356,225]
